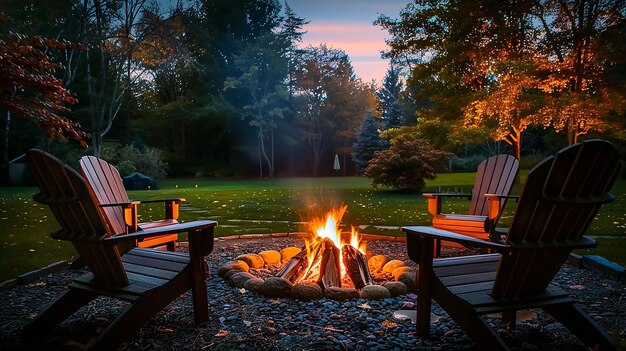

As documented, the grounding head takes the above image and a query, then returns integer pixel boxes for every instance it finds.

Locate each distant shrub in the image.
[449,155,487,173]
[365,135,450,192]
[518,154,545,170]
[102,145,168,178]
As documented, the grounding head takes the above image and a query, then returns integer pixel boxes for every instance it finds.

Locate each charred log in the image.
[276,248,308,282]
[315,239,342,289]
[342,245,373,289]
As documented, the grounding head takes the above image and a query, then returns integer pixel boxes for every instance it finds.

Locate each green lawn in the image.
[1,173,624,282]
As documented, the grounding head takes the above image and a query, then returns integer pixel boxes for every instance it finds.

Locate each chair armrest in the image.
[130,198,186,220]
[99,201,141,208]
[509,236,597,251]
[422,193,471,216]
[484,194,519,201]
[106,220,217,256]
[99,201,140,232]
[136,198,186,204]
[105,220,217,243]
[423,193,472,199]
[403,226,511,254]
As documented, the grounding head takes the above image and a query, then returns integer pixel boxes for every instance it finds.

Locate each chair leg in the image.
[166,240,177,252]
[542,303,617,351]
[187,229,211,325]
[502,311,516,330]
[21,287,97,339]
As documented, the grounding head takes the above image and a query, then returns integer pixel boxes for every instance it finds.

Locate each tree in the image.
[224,33,290,178]
[532,0,625,144]
[377,0,625,148]
[0,20,88,158]
[378,66,404,130]
[464,63,543,160]
[365,134,449,192]
[352,114,385,175]
[294,45,377,176]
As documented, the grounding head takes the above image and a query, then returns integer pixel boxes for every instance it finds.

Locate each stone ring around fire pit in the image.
[218,245,417,301]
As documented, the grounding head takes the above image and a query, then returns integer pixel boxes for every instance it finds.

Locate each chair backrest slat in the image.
[469,154,519,216]
[492,140,620,298]
[27,150,129,287]
[80,156,129,235]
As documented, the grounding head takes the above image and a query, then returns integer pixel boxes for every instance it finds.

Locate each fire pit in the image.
[218,206,416,301]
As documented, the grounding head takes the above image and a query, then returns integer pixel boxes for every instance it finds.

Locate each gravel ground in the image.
[0,237,624,351]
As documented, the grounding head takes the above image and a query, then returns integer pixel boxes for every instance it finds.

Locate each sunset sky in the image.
[287,0,407,84]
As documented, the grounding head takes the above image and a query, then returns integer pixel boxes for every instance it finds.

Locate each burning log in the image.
[317,239,342,289]
[277,240,325,283]
[342,244,373,289]
[276,248,308,283]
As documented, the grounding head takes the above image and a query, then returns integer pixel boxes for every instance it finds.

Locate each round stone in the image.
[391,266,415,281]
[382,259,405,273]
[258,250,281,265]
[368,255,389,273]
[360,284,391,300]
[258,277,293,298]
[235,253,265,269]
[397,269,418,293]
[292,283,324,300]
[280,247,302,262]
[218,260,249,277]
[228,272,255,288]
[324,287,359,301]
[243,277,264,293]
[383,281,408,297]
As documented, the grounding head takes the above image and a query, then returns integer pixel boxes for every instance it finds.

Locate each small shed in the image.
[123,172,158,190]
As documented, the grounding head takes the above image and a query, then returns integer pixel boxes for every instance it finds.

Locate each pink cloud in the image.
[299,22,391,82]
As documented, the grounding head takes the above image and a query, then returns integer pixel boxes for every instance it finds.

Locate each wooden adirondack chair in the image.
[403,140,620,351]
[79,155,179,251]
[423,154,519,253]
[22,149,217,351]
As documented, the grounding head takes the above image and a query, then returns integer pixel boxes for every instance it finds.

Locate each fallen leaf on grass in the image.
[569,284,585,290]
[357,303,371,309]
[215,330,229,337]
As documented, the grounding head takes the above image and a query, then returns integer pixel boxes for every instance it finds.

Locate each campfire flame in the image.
[302,205,366,282]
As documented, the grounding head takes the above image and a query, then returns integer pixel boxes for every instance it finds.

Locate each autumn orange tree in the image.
[377,0,625,153]
[0,13,88,154]
[464,62,544,160]
[294,45,377,176]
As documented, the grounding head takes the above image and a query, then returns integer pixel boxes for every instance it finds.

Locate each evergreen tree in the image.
[378,66,404,130]
[352,114,385,175]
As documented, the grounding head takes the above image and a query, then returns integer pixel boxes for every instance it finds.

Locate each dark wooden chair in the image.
[403,140,619,351]
[423,154,519,252]
[80,155,179,251]
[22,149,217,351]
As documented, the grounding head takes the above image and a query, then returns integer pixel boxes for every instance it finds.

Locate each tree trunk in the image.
[3,110,10,166]
[258,128,274,178]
